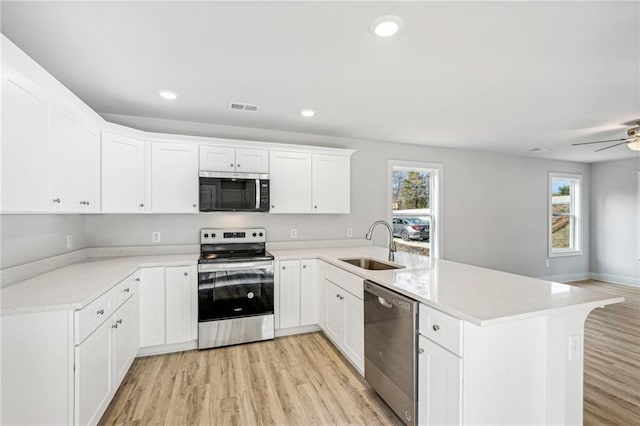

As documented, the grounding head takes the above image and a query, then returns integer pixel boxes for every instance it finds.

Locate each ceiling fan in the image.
[571,121,640,152]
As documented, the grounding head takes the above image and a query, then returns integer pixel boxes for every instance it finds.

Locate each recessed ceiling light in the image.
[370,15,404,37]
[158,89,178,100]
[300,109,316,118]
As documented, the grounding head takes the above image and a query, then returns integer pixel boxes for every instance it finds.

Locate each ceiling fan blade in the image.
[594,140,633,152]
[572,138,630,146]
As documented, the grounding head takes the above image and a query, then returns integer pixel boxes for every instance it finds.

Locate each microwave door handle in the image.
[255,179,260,209]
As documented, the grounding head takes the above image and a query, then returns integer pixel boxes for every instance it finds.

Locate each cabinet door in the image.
[236,148,269,173]
[269,151,312,213]
[199,145,235,172]
[278,260,301,329]
[323,280,344,344]
[418,335,462,426]
[343,291,364,372]
[78,128,101,212]
[138,267,165,348]
[300,259,318,326]
[151,142,198,213]
[75,320,112,426]
[112,295,137,388]
[102,132,146,213]
[50,102,82,212]
[1,64,52,212]
[312,154,350,214]
[165,266,195,345]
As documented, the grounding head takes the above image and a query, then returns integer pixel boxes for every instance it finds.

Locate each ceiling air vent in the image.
[229,102,258,112]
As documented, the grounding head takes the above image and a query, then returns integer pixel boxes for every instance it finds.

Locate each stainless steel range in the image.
[197,228,274,349]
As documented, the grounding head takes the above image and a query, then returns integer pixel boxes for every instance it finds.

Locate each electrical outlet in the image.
[290,228,298,239]
[545,259,550,268]
[347,228,353,238]
[568,335,580,360]
[152,231,161,243]
[66,234,73,249]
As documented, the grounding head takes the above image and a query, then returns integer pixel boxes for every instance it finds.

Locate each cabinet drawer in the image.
[419,304,463,356]
[322,262,363,300]
[111,272,137,310]
[75,292,111,344]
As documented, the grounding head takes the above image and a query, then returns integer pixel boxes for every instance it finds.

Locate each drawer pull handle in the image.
[418,348,424,354]
[184,272,189,276]
[139,203,144,208]
[124,288,130,293]
[116,319,123,324]
[112,323,118,329]
[432,324,440,331]
[135,278,140,282]
[97,309,105,315]
[53,198,61,203]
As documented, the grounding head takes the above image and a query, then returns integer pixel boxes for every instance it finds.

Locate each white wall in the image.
[85,114,591,279]
[0,215,87,268]
[590,157,640,285]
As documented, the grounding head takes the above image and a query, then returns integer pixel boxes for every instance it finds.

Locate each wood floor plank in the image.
[570,279,640,426]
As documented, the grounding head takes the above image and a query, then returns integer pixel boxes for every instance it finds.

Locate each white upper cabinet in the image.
[50,102,82,212]
[77,128,101,212]
[236,148,269,173]
[312,154,350,214]
[151,142,198,213]
[269,151,313,213]
[1,55,53,212]
[270,151,352,214]
[102,132,148,213]
[199,146,235,172]
[199,145,268,174]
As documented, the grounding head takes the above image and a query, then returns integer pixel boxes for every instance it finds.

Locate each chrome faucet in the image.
[365,220,397,262]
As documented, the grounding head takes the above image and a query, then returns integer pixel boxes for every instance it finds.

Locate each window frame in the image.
[387,160,443,259]
[548,172,583,257]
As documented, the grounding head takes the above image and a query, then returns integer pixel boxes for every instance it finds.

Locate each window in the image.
[388,161,442,258]
[549,172,582,257]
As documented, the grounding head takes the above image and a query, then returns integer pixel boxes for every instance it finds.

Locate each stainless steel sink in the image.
[339,257,404,271]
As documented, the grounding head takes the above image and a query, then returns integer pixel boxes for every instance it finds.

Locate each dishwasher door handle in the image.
[378,296,393,308]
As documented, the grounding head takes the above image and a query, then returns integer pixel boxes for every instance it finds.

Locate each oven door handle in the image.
[198,260,274,272]
[255,179,260,209]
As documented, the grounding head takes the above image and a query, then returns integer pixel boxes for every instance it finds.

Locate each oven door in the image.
[198,260,274,321]
[199,173,263,212]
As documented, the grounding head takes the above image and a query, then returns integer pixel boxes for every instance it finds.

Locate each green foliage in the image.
[399,171,429,209]
[554,185,570,196]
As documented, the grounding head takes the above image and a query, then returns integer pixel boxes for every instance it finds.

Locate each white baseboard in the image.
[589,272,640,287]
[137,340,197,357]
[275,324,321,337]
[536,272,591,283]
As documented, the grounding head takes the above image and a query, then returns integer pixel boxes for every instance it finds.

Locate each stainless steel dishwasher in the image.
[364,280,418,425]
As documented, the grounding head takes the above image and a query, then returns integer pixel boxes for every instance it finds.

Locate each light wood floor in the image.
[571,280,640,426]
[101,280,639,426]
[100,332,401,425]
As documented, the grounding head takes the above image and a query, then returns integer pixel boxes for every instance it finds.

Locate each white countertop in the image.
[0,254,198,315]
[270,246,624,326]
[1,245,623,325]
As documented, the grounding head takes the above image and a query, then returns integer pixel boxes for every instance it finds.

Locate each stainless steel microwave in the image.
[199,171,270,212]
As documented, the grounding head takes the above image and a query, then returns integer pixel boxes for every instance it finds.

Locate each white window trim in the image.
[387,160,443,259]
[548,172,583,258]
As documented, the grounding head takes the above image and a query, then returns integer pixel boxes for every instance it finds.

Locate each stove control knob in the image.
[204,233,209,238]
[259,232,264,237]
[212,233,216,238]
[252,232,257,237]
[247,292,254,299]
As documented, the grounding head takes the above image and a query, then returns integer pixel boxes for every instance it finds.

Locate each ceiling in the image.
[2,1,639,163]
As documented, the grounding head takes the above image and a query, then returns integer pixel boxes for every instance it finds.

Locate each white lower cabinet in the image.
[75,316,112,426]
[276,259,318,329]
[74,278,138,426]
[319,264,364,373]
[418,335,462,426]
[138,264,197,351]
